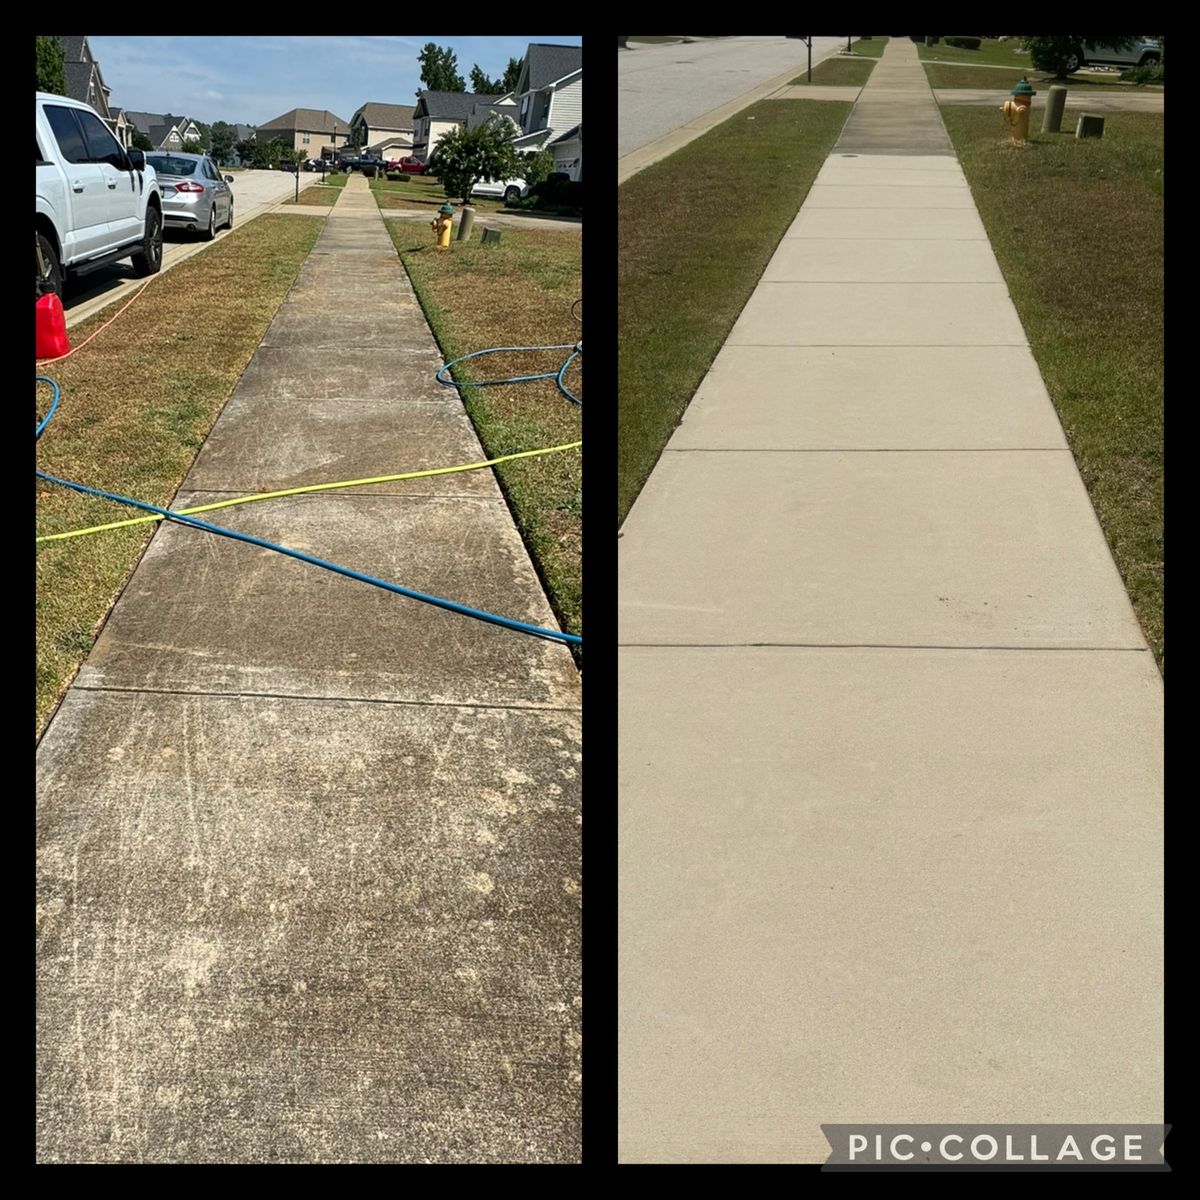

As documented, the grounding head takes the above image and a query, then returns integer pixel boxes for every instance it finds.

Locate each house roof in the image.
[549,123,582,145]
[63,61,97,105]
[415,91,503,121]
[523,43,582,91]
[234,124,257,142]
[365,137,411,155]
[353,102,415,130]
[57,36,88,63]
[259,108,350,135]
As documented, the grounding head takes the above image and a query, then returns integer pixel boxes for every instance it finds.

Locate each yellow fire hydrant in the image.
[432,202,454,249]
[1000,76,1037,142]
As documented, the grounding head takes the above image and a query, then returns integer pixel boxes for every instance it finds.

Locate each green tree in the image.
[235,137,257,165]
[502,56,523,94]
[131,130,154,152]
[418,43,466,92]
[210,121,235,163]
[521,149,555,187]
[470,64,501,94]
[182,138,203,154]
[429,119,519,204]
[1021,35,1136,78]
[193,120,212,150]
[36,36,67,95]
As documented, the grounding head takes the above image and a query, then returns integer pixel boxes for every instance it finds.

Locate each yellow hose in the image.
[37,440,581,543]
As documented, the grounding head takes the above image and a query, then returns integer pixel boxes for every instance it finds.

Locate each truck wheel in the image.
[131,206,163,277]
[504,186,521,203]
[36,232,63,301]
[1063,48,1083,73]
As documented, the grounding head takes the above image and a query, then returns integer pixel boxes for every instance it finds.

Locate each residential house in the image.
[549,123,582,181]
[55,34,132,147]
[466,94,520,133]
[349,102,415,159]
[258,107,350,159]
[225,123,257,166]
[126,110,204,151]
[411,91,504,163]
[510,42,582,171]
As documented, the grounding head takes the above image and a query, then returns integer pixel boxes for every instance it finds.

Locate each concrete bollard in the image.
[1043,85,1068,133]
[1076,113,1105,139]
[457,205,476,242]
[481,228,502,246]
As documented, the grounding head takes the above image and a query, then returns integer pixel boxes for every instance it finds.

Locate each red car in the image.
[388,156,430,175]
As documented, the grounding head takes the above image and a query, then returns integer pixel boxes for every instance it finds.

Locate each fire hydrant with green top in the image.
[1000,76,1037,142]
[432,202,454,249]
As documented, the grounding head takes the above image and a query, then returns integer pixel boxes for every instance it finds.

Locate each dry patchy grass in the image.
[36,214,323,732]
[391,226,582,647]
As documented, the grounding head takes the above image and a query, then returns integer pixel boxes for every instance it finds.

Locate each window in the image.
[76,108,126,168]
[44,105,89,164]
[302,132,310,145]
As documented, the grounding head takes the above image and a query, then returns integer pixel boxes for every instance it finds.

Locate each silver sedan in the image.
[145,151,234,240]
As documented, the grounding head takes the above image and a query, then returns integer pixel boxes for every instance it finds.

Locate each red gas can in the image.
[36,292,71,360]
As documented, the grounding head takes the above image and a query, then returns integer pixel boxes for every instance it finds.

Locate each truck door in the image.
[42,103,111,258]
[76,107,141,248]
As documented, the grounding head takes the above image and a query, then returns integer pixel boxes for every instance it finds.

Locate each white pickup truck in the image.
[36,91,164,299]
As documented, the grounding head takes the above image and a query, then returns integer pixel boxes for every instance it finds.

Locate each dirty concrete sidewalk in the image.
[37,173,582,1163]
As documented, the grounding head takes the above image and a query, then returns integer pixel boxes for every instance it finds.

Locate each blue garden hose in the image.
[36,376,582,647]
[436,342,583,407]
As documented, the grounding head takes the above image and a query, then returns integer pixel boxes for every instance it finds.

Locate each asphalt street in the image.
[618,36,848,158]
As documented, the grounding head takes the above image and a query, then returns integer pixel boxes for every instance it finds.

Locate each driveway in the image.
[619,36,849,158]
[63,168,322,327]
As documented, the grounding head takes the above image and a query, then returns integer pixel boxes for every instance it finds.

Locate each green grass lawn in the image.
[282,185,342,205]
[372,174,505,213]
[850,37,888,58]
[924,64,1162,91]
[318,170,350,188]
[389,225,582,651]
[789,56,875,86]
[618,97,851,525]
[941,106,1163,667]
[36,215,324,734]
[918,37,1035,67]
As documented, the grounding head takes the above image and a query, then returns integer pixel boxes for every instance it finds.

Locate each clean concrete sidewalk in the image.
[619,36,1161,1164]
[37,172,582,1163]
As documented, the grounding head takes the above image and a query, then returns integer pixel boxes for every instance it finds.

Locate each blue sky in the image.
[88,36,582,126]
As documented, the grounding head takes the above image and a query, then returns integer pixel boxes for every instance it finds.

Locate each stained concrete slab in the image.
[728,282,1027,346]
[230,347,447,402]
[763,239,1003,282]
[263,311,433,348]
[619,645,1162,1163]
[182,397,498,498]
[814,165,968,188]
[804,183,976,209]
[76,491,578,708]
[823,154,964,171]
[41,164,582,1166]
[669,346,1068,449]
[37,687,582,1164]
[618,451,1146,648]
[785,207,987,240]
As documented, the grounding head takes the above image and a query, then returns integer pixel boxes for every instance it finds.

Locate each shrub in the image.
[1120,63,1164,85]
[945,36,982,51]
